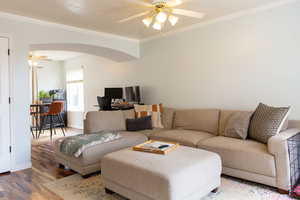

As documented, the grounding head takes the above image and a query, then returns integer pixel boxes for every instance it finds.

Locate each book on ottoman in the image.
[133,140,179,155]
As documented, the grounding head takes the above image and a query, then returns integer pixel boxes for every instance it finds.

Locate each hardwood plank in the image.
[0,128,82,200]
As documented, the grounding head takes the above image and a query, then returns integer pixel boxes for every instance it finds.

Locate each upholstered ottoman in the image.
[102,146,222,200]
[54,132,147,176]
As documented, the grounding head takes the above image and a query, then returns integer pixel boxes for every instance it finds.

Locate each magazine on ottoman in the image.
[133,140,179,155]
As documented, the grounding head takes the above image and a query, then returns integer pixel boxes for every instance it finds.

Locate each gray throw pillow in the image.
[224,111,253,140]
[249,103,290,144]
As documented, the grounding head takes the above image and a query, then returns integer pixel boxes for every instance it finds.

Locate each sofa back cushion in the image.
[219,110,244,136]
[122,109,135,120]
[223,111,253,140]
[162,107,175,129]
[287,120,300,129]
[174,109,220,135]
[84,110,134,134]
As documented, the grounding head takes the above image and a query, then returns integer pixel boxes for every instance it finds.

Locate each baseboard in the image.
[68,124,83,129]
[12,162,32,172]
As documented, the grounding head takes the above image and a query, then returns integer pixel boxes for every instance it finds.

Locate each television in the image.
[125,86,141,103]
[105,88,123,99]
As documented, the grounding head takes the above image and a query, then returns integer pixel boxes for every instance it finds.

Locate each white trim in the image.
[0,11,139,44]
[68,125,84,130]
[11,162,32,172]
[141,0,299,43]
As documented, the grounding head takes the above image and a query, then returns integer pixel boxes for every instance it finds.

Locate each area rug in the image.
[44,174,295,200]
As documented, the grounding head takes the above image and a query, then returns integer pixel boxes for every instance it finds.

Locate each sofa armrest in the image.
[268,128,300,190]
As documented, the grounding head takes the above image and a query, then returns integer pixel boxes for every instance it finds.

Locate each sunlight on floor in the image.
[31,128,83,145]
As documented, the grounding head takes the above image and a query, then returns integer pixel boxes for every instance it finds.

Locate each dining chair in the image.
[38,101,66,140]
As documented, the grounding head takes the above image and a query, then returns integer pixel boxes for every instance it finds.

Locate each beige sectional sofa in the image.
[55,108,300,192]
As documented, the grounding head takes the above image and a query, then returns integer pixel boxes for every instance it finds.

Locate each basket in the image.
[287,133,300,198]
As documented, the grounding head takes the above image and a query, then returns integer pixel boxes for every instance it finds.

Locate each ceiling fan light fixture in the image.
[168,15,178,26]
[120,0,206,31]
[156,11,167,23]
[152,21,162,30]
[142,17,153,27]
[28,60,38,66]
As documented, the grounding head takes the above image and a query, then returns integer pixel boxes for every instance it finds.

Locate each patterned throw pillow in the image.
[249,103,290,144]
[134,104,164,128]
[224,111,253,140]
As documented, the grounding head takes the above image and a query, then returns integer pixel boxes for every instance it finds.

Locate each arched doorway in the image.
[29,43,138,142]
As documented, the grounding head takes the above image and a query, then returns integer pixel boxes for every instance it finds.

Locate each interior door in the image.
[0,37,11,173]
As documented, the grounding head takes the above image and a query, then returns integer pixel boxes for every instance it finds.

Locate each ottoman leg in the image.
[212,188,219,193]
[105,188,115,195]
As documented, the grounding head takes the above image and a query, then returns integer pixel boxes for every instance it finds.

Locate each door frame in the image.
[0,34,13,172]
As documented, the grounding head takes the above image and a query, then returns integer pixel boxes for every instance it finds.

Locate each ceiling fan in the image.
[28,52,52,68]
[119,0,205,30]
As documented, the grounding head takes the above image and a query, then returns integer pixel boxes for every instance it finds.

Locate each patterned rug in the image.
[44,174,295,200]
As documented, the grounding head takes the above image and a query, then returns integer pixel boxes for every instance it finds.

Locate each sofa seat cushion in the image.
[149,129,215,147]
[135,128,166,137]
[55,132,147,166]
[121,129,165,138]
[197,136,276,177]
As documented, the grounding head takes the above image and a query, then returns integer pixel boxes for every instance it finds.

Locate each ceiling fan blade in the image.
[29,55,48,60]
[167,0,196,7]
[118,11,151,23]
[124,0,152,7]
[172,9,205,19]
[166,0,183,7]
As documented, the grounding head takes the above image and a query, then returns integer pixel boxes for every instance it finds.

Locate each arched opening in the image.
[30,43,138,62]
[29,43,139,144]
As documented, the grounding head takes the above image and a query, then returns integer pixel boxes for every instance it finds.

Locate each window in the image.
[66,67,84,111]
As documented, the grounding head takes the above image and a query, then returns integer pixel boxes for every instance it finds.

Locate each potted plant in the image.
[38,90,52,104]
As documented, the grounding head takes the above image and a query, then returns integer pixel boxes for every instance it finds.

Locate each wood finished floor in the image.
[0,129,82,200]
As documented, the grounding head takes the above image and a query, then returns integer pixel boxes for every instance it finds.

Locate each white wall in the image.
[123,1,300,119]
[0,14,139,171]
[63,55,138,129]
[67,111,84,129]
[64,54,138,112]
[37,60,65,92]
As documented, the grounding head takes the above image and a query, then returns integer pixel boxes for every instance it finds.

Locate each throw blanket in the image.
[60,132,121,157]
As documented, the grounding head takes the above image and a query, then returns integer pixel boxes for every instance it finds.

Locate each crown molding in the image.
[141,0,298,43]
[0,11,139,44]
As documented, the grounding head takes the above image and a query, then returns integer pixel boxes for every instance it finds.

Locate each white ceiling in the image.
[0,0,291,39]
[33,51,83,61]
